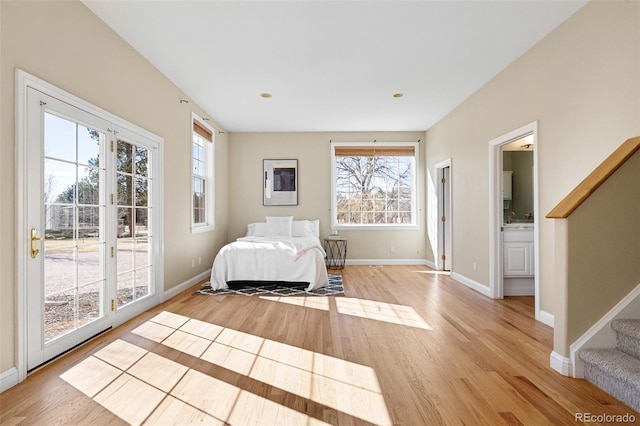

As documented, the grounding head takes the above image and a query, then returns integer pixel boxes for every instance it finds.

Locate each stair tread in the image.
[580,348,640,388]
[612,319,640,339]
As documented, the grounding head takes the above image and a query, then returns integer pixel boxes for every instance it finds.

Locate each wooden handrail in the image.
[546,136,640,219]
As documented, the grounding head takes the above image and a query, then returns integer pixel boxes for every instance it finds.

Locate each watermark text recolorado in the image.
[575,412,635,423]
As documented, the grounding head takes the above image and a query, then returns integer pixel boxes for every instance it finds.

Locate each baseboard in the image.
[537,310,554,328]
[504,277,534,296]
[163,269,211,301]
[1,367,19,393]
[450,272,491,298]
[569,283,640,378]
[345,259,429,266]
[504,288,535,296]
[424,259,437,270]
[550,351,572,376]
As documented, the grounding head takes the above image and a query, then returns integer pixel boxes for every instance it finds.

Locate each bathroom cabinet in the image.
[503,226,534,277]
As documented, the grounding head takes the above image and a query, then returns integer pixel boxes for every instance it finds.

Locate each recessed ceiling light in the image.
[260,93,272,98]
[393,93,403,98]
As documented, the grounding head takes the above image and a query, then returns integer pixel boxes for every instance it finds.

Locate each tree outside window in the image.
[332,143,417,228]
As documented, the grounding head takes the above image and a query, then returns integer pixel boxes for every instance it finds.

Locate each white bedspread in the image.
[209,236,329,291]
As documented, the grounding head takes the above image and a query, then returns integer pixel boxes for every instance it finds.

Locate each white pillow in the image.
[247,222,267,237]
[265,216,293,237]
[307,219,320,238]
[292,220,312,237]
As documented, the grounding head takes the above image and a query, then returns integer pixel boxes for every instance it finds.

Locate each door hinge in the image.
[441,177,446,184]
[110,193,114,205]
[110,247,114,258]
[111,299,115,311]
[441,255,446,260]
[110,141,114,152]
[441,216,446,222]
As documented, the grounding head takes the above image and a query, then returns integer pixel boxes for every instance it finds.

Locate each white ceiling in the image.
[83,1,586,133]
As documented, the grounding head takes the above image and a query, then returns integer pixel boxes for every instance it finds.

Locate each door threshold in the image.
[27,327,113,374]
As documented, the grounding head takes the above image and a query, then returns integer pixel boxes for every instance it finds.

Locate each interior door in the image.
[440,166,451,271]
[26,88,113,370]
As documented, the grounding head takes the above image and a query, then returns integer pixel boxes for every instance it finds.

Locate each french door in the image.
[24,83,161,371]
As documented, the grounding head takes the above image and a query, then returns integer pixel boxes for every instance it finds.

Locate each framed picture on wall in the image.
[263,159,298,205]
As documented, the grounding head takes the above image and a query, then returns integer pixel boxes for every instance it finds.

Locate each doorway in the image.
[16,71,164,377]
[488,121,542,321]
[435,159,452,271]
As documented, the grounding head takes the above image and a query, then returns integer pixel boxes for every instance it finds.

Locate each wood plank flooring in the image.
[1,265,638,425]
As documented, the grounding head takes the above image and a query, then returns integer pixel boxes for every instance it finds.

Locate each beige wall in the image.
[0,1,229,372]
[425,0,639,315]
[228,132,430,261]
[566,150,640,347]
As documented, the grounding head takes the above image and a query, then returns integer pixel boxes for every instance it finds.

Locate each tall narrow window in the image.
[191,114,215,232]
[331,142,418,229]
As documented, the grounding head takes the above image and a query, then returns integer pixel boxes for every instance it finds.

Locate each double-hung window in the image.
[331,142,418,229]
[191,114,215,233]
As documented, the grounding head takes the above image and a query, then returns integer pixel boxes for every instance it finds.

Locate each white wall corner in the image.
[163,269,211,301]
[424,259,437,270]
[0,367,19,393]
[537,310,554,328]
[450,272,491,298]
[550,351,572,377]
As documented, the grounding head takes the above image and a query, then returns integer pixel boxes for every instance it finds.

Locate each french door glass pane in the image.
[117,140,152,308]
[43,113,106,342]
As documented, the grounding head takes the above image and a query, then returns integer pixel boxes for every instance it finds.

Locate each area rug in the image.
[196,274,343,297]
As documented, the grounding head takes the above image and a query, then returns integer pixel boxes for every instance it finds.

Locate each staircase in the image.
[580,319,640,411]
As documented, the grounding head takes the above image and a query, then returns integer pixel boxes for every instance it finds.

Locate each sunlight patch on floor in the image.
[336,298,432,330]
[413,269,450,275]
[259,295,330,311]
[256,289,431,331]
[61,311,393,425]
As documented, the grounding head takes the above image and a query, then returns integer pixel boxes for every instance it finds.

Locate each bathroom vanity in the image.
[503,223,534,295]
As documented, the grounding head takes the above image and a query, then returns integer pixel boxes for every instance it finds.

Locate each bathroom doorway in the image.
[489,122,544,323]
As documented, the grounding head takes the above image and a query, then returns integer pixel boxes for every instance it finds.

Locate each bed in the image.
[209,217,330,291]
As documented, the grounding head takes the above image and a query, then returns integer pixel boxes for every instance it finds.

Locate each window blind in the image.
[334,145,415,157]
[193,121,213,142]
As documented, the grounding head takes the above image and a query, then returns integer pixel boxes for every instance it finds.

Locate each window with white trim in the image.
[191,114,215,233]
[331,142,418,229]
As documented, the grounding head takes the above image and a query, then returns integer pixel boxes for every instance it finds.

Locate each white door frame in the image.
[435,159,452,271]
[488,121,541,320]
[15,69,164,381]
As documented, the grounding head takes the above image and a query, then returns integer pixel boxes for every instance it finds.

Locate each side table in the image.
[323,236,347,269]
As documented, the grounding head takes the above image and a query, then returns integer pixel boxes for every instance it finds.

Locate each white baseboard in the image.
[163,269,211,301]
[345,259,429,266]
[450,272,491,297]
[550,351,572,376]
[424,259,437,270]
[1,367,19,393]
[537,310,554,328]
[504,277,534,296]
[504,288,535,296]
[569,283,640,378]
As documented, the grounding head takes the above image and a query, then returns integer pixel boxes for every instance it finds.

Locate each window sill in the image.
[334,224,418,231]
[191,224,215,234]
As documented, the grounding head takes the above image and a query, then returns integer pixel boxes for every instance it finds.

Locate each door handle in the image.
[31,228,42,259]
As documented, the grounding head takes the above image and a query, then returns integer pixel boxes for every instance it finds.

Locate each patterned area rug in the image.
[196,274,343,297]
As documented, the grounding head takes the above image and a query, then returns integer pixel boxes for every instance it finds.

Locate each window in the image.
[331,142,418,229]
[191,114,215,233]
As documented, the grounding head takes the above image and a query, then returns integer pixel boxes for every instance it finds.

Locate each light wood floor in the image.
[1,265,638,425]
